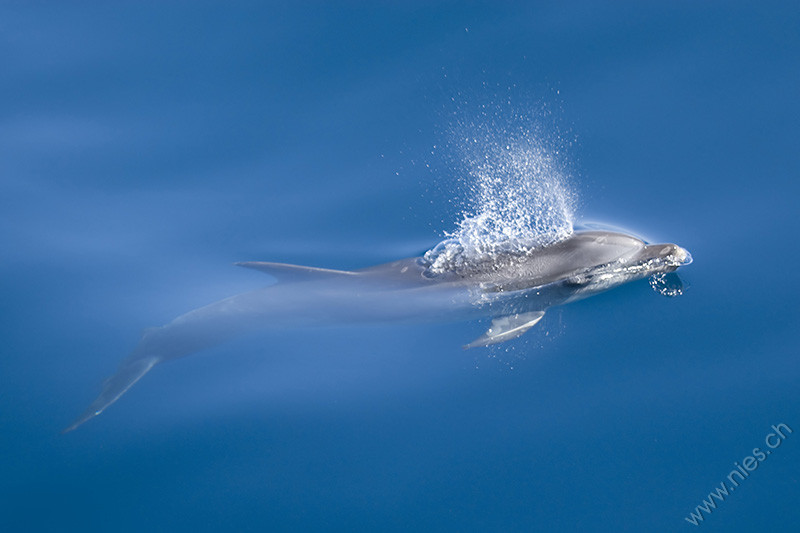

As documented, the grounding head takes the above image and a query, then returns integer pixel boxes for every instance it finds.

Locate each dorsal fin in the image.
[235,261,359,282]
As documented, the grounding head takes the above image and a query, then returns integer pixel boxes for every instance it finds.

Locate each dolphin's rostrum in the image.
[64,229,692,432]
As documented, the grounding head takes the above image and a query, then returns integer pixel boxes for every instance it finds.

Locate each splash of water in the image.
[649,272,685,297]
[424,128,577,275]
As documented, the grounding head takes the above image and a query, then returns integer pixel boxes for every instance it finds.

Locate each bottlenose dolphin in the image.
[64,229,692,432]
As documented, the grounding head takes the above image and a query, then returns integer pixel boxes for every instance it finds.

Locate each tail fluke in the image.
[62,356,160,433]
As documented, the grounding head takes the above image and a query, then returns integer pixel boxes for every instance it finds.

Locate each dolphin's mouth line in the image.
[566,249,691,287]
[479,251,688,294]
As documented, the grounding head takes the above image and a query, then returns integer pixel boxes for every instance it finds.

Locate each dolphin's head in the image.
[450,230,691,299]
[562,233,692,297]
[636,242,693,270]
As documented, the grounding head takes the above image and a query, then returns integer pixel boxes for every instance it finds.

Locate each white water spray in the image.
[424,123,577,275]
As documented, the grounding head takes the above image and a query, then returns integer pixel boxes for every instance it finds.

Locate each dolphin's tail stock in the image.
[62,354,160,433]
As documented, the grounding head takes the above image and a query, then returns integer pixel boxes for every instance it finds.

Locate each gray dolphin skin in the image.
[64,229,692,432]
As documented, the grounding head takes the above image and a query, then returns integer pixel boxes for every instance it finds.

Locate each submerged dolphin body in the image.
[64,230,691,432]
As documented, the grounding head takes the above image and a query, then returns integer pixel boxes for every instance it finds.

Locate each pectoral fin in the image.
[464,311,545,349]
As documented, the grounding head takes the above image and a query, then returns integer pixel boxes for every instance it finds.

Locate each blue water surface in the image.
[2,2,799,532]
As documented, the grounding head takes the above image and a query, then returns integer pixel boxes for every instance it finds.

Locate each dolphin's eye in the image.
[565,274,590,286]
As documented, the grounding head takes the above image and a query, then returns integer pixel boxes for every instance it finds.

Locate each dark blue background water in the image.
[2,2,799,531]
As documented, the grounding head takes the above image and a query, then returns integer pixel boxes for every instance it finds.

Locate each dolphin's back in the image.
[495,231,646,287]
